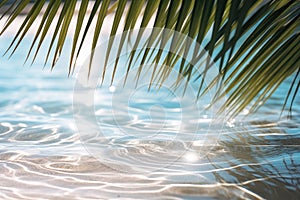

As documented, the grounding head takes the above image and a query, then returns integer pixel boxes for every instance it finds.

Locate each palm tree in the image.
[0,0,299,117]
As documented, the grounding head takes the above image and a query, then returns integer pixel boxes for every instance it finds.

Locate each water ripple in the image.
[0,36,299,199]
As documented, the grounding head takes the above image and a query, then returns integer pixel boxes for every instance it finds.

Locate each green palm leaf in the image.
[0,0,299,117]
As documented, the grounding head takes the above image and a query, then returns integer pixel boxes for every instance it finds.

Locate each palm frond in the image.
[0,0,299,117]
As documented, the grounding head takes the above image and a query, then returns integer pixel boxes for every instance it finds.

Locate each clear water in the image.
[0,34,299,200]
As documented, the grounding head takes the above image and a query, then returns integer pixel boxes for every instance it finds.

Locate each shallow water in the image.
[0,35,299,200]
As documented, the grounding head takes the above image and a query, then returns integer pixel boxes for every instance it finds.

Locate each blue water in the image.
[0,34,299,200]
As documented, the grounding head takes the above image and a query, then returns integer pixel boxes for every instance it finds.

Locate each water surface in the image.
[0,36,299,200]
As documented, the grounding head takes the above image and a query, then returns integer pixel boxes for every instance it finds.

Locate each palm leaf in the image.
[0,0,299,117]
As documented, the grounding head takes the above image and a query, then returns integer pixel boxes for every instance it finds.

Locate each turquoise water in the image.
[0,35,299,199]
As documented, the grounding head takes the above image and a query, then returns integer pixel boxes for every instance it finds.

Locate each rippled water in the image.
[0,35,299,200]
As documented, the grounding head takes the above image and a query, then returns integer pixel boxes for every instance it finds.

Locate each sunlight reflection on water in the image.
[0,35,299,199]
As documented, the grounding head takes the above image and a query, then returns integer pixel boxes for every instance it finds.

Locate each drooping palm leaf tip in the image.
[0,0,299,117]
